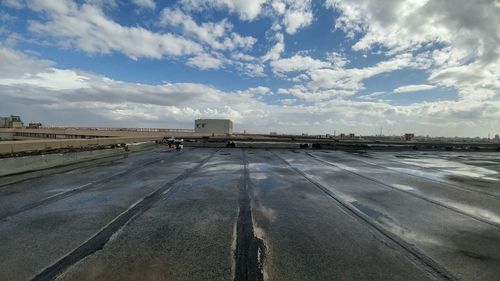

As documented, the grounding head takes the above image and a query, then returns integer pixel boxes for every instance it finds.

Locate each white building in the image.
[195,119,233,135]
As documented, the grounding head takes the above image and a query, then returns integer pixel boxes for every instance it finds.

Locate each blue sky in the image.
[0,0,499,136]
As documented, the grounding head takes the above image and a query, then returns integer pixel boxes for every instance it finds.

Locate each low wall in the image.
[0,132,14,140]
[0,141,157,177]
[0,136,161,155]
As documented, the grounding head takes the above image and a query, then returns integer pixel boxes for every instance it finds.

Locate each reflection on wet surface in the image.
[400,157,499,180]
[0,148,499,281]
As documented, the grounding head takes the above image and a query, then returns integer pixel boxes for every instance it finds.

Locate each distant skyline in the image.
[0,0,499,137]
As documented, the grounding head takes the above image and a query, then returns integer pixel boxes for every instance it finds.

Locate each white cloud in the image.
[187,53,225,69]
[326,0,500,101]
[131,0,156,9]
[2,1,499,137]
[394,84,436,94]
[358,91,385,100]
[280,0,313,34]
[27,1,202,59]
[325,52,348,68]
[261,32,284,62]
[280,98,296,105]
[239,86,272,96]
[2,0,25,9]
[307,53,421,92]
[180,0,267,21]
[0,68,90,90]
[159,8,256,51]
[1,46,498,136]
[274,53,433,101]
[271,54,331,74]
[0,46,53,78]
[278,85,352,102]
[236,62,266,77]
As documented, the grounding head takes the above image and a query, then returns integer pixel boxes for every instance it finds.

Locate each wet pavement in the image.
[0,147,499,281]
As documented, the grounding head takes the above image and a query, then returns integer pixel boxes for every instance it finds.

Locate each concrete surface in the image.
[0,147,498,281]
[0,141,157,177]
[0,137,160,155]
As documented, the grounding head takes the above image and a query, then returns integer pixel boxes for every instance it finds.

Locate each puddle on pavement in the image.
[204,163,241,172]
[443,201,500,225]
[399,158,498,179]
[384,156,500,183]
[391,184,416,192]
[255,175,286,191]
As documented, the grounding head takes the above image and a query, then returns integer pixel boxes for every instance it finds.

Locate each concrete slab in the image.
[0,148,498,281]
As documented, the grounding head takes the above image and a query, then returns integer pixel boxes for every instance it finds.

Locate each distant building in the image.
[28,122,43,129]
[404,133,415,141]
[339,133,356,139]
[195,119,233,135]
[270,132,277,136]
[495,134,499,141]
[0,115,23,128]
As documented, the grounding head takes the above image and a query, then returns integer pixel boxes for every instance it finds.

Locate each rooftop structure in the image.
[194,119,233,136]
[0,115,23,129]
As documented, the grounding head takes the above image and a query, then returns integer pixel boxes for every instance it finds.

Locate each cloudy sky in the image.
[0,0,499,136]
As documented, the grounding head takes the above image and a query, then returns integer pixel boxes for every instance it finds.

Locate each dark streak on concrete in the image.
[345,151,500,200]
[306,152,500,229]
[31,149,219,281]
[234,150,265,281]
[0,153,183,222]
[271,151,458,281]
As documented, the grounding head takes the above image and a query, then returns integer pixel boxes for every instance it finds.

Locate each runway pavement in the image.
[0,147,498,281]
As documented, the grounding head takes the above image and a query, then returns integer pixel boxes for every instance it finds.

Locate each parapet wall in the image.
[0,141,156,178]
[0,136,161,155]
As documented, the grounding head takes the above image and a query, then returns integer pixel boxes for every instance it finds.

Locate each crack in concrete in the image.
[234,150,265,281]
[272,151,458,281]
[31,149,219,281]
[0,152,185,222]
[306,152,500,229]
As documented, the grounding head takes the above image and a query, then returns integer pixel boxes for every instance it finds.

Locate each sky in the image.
[0,0,499,137]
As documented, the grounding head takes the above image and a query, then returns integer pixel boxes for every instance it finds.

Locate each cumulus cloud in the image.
[239,86,272,96]
[261,32,285,62]
[1,47,498,136]
[180,0,267,21]
[1,1,499,136]
[326,0,500,101]
[394,84,436,94]
[271,54,331,75]
[307,53,423,93]
[280,0,313,34]
[26,0,202,59]
[0,46,53,78]
[159,8,256,51]
[187,53,225,69]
